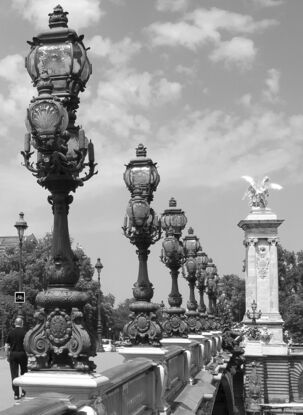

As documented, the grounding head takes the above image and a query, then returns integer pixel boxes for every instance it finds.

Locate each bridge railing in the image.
[0,332,224,415]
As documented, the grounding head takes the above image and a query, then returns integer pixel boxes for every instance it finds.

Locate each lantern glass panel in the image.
[185,239,199,253]
[163,238,179,255]
[130,166,151,187]
[127,199,150,226]
[27,50,37,80]
[81,59,91,83]
[72,43,84,74]
[37,44,72,76]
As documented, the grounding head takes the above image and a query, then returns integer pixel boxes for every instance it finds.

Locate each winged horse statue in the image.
[242,176,282,208]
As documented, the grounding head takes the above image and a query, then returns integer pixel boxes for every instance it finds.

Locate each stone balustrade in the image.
[0,332,226,415]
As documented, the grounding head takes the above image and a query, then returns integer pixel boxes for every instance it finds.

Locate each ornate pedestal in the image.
[14,371,109,402]
[238,207,284,343]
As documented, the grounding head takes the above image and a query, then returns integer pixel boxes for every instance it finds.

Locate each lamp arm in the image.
[21,151,39,174]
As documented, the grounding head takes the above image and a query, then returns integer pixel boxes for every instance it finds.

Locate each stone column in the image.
[238,208,284,344]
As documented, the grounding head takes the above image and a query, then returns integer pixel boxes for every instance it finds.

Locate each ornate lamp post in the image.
[246,300,262,340]
[95,258,104,353]
[122,144,162,346]
[205,258,218,315]
[196,248,208,314]
[1,301,5,349]
[196,248,210,331]
[21,6,97,371]
[205,258,219,330]
[160,197,188,337]
[182,227,202,334]
[14,212,28,319]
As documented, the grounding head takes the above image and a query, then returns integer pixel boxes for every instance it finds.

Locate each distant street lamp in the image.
[14,212,28,318]
[246,300,262,340]
[1,301,5,349]
[95,258,104,353]
[160,197,188,337]
[182,227,203,334]
[122,144,162,346]
[196,248,208,314]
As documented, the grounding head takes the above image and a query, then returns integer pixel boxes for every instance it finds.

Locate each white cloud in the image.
[80,69,182,139]
[148,7,277,49]
[154,107,303,189]
[0,54,35,139]
[188,7,277,35]
[89,36,142,66]
[209,37,257,69]
[251,0,284,7]
[175,64,195,77]
[0,54,24,83]
[154,78,182,104]
[11,0,103,30]
[156,0,188,12]
[238,93,253,108]
[148,20,207,50]
[263,68,281,103]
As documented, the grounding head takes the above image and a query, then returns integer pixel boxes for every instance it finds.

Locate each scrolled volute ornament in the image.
[124,310,162,347]
[24,309,50,370]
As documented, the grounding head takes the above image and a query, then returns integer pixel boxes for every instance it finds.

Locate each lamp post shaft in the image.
[17,240,24,319]
[19,240,23,292]
[168,268,182,307]
[96,269,104,352]
[51,193,73,261]
[135,247,153,300]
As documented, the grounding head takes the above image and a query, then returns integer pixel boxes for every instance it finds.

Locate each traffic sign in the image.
[14,292,25,303]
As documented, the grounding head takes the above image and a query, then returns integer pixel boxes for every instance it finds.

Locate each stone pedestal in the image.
[238,207,284,344]
[117,346,170,363]
[14,371,109,401]
[117,345,184,415]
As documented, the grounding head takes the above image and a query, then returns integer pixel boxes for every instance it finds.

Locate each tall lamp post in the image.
[122,144,162,346]
[14,212,28,319]
[205,258,219,330]
[196,248,209,331]
[1,301,5,350]
[95,258,104,353]
[160,197,188,337]
[21,6,97,371]
[182,227,203,334]
[196,248,208,314]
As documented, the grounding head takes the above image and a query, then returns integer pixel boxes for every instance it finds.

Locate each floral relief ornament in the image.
[256,243,270,279]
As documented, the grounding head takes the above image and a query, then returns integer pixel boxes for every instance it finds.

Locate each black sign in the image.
[15,292,25,303]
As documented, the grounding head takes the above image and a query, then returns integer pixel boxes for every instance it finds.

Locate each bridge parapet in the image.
[2,332,231,415]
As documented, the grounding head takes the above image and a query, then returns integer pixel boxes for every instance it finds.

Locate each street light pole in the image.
[1,301,5,350]
[14,212,28,319]
[95,258,104,352]
[122,144,162,346]
[21,6,97,371]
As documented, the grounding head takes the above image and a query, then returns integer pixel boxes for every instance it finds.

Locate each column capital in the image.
[244,237,258,247]
[267,237,279,245]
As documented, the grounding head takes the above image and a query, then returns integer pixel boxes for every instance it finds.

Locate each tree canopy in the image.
[219,274,246,323]
[278,245,303,342]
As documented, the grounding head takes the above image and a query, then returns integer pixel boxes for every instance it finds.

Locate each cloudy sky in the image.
[0,0,302,306]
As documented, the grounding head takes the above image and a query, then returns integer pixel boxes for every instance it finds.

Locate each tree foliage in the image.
[278,245,303,342]
[220,274,246,323]
[0,234,118,345]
